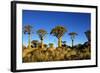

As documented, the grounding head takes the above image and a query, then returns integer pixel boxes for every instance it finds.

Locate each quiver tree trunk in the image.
[41,38,43,48]
[28,34,31,49]
[72,39,74,48]
[58,37,62,47]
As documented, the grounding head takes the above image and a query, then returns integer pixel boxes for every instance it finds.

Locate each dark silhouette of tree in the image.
[62,41,67,47]
[85,30,91,42]
[69,32,78,48]
[31,40,39,48]
[50,25,67,47]
[37,29,47,48]
[44,44,48,48]
[23,25,32,49]
[62,41,66,45]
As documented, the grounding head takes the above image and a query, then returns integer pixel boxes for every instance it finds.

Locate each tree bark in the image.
[72,39,74,48]
[58,37,62,47]
[41,39,43,48]
[28,34,31,49]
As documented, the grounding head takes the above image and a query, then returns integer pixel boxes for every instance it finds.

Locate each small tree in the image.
[31,40,39,48]
[69,32,78,48]
[37,29,47,48]
[62,41,67,47]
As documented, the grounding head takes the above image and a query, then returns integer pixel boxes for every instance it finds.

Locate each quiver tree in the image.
[50,25,67,47]
[37,29,47,48]
[69,32,78,48]
[23,25,32,49]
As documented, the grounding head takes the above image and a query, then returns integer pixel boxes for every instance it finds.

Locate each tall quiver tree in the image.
[23,25,32,49]
[69,32,78,48]
[50,25,67,47]
[37,29,47,48]
[85,30,91,42]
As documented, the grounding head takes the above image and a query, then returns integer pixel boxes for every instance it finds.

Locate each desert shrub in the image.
[49,43,54,48]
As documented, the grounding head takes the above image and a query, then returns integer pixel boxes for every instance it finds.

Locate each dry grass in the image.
[22,45,91,63]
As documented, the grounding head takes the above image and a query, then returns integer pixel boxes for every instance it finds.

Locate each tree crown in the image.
[37,29,47,40]
[50,25,67,38]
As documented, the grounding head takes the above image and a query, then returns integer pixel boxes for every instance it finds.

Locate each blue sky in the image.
[22,10,91,47]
